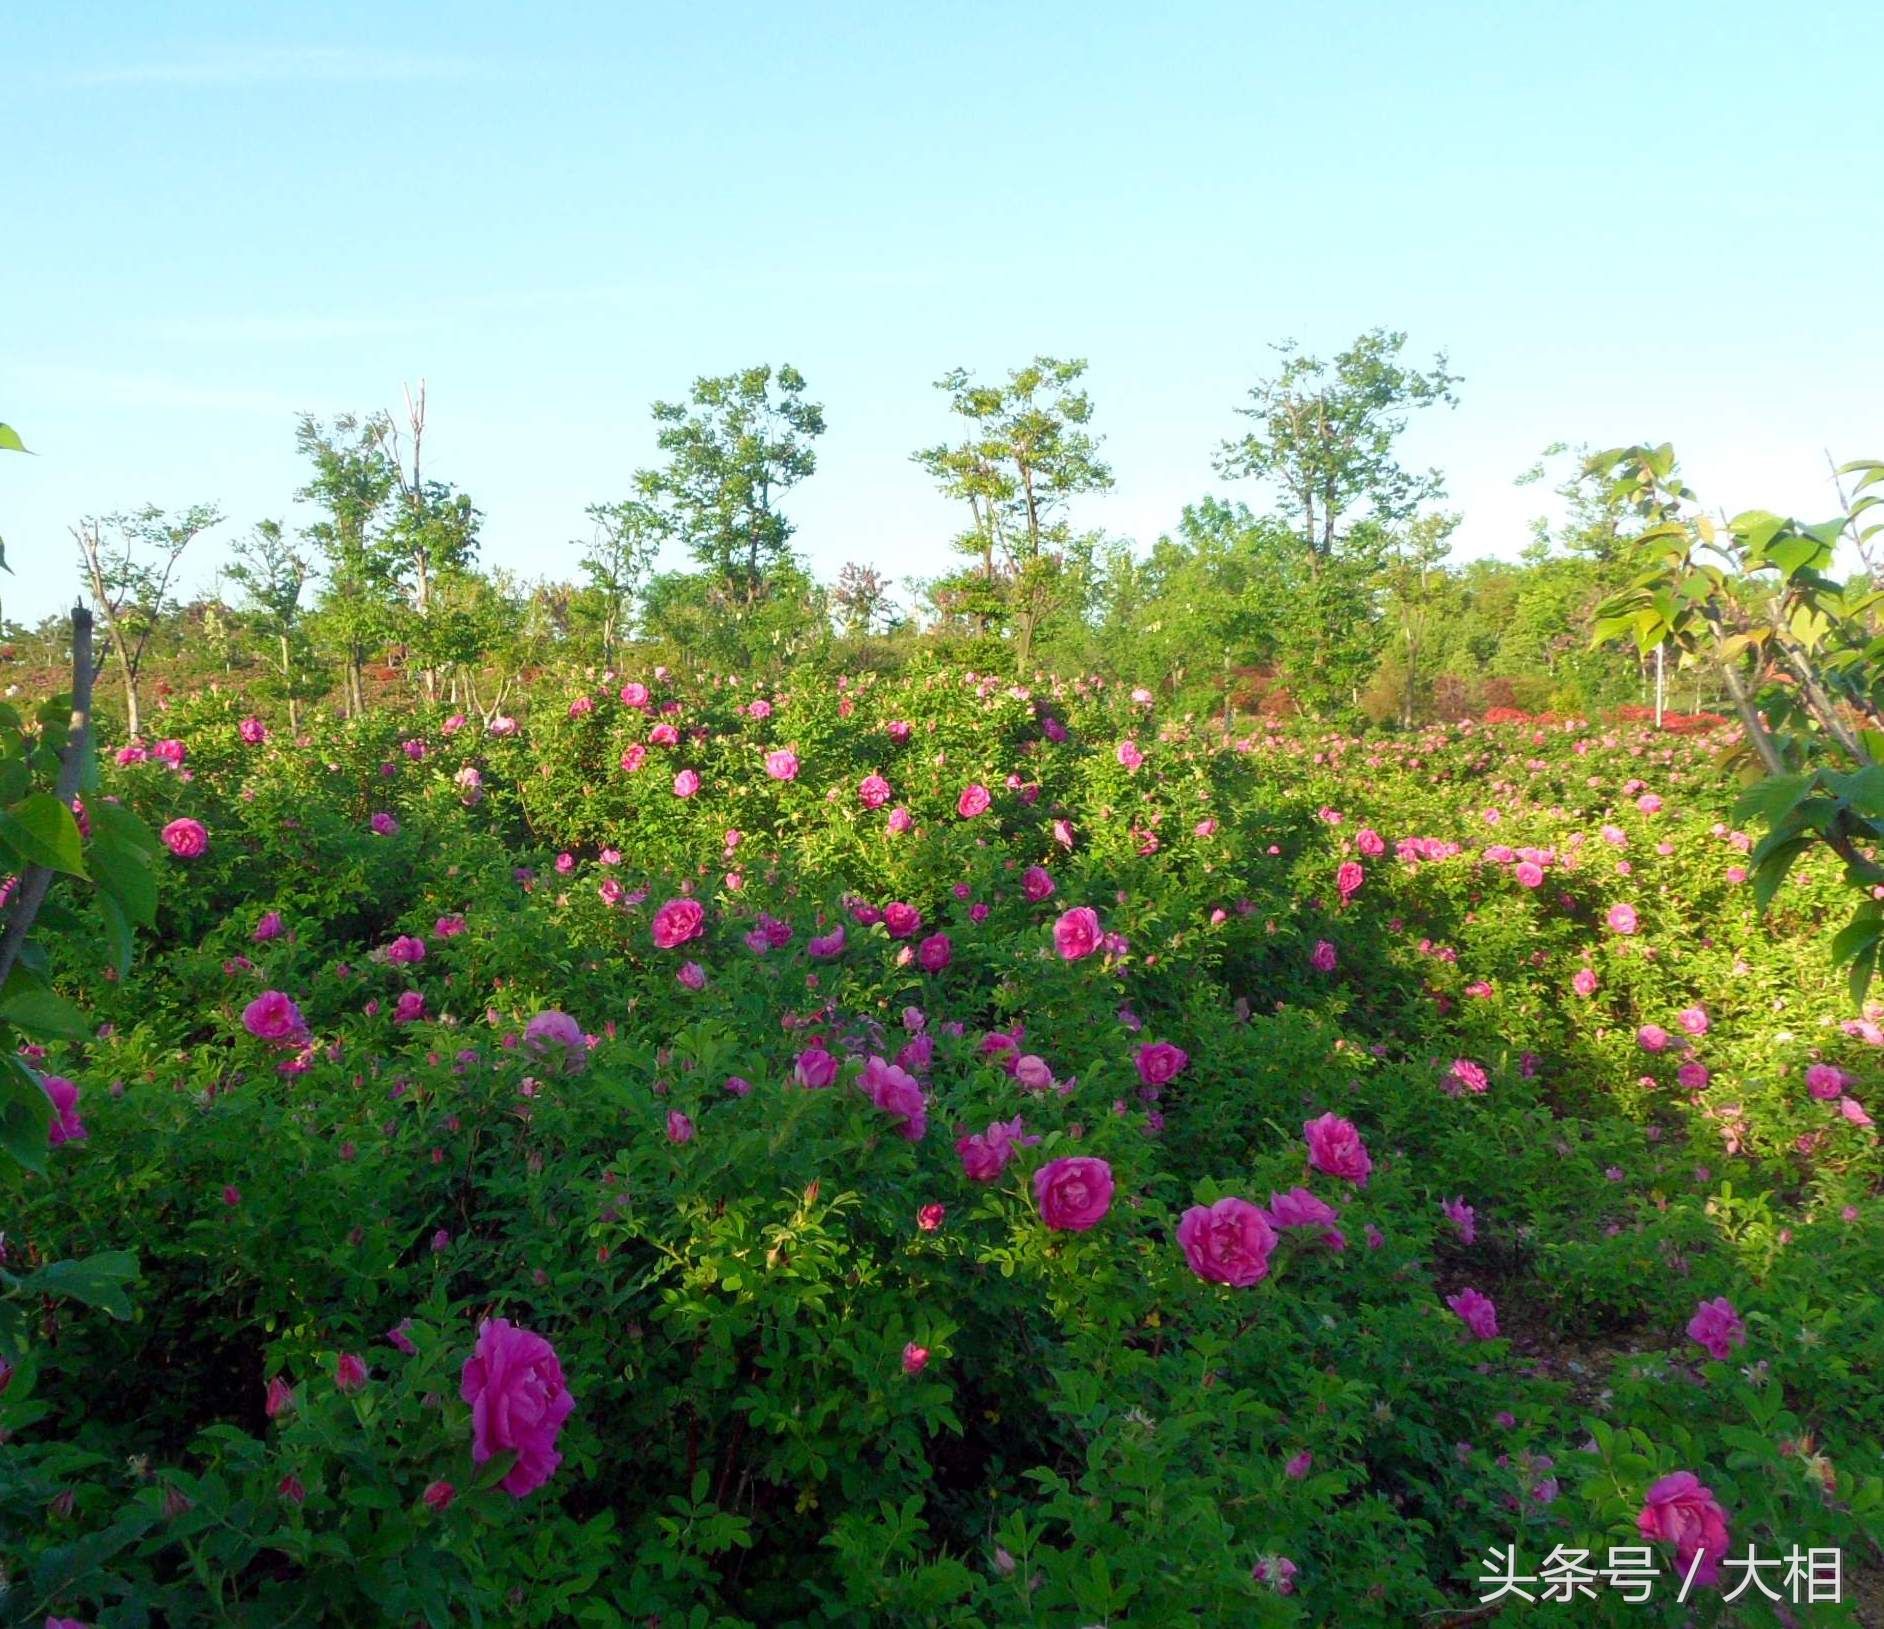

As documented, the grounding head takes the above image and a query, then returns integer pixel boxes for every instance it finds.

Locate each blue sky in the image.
[4,1,1881,626]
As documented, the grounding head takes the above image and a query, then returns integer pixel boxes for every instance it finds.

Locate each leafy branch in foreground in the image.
[1590,446,1884,998]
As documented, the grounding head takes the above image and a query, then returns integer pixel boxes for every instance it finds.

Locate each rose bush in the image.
[1,666,1880,1624]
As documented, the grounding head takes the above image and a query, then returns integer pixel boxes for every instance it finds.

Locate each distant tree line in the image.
[2,333,1748,725]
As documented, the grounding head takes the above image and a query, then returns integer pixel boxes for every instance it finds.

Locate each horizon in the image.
[5,0,1881,625]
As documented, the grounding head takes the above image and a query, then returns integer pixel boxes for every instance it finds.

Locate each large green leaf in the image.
[0,793,88,878]
[21,1251,142,1320]
[0,1056,52,1174]
[90,834,158,927]
[90,799,161,856]
[0,984,91,1041]
[1733,771,1815,828]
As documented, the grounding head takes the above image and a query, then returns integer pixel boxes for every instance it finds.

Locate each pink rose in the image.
[1686,1297,1746,1361]
[1805,1063,1844,1100]
[1310,939,1337,973]
[652,898,705,949]
[1606,902,1638,935]
[42,1074,86,1144]
[1134,1042,1188,1087]
[861,1055,927,1140]
[1446,1287,1499,1340]
[794,1046,839,1089]
[916,932,952,972]
[1303,1112,1371,1186]
[1637,1471,1730,1588]
[460,1318,575,1498]
[523,1010,587,1072]
[672,768,701,798]
[902,1342,929,1375]
[1053,907,1102,961]
[1022,865,1056,902]
[161,817,208,858]
[243,991,310,1047]
[1033,1156,1114,1231]
[764,749,799,782]
[957,782,992,819]
[883,901,922,940]
[858,772,891,810]
[1177,1196,1277,1285]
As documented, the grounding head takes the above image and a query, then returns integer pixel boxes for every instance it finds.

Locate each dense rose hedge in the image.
[2,664,1880,1624]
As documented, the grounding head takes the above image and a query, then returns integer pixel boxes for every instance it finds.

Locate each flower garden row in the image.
[3,665,1880,1625]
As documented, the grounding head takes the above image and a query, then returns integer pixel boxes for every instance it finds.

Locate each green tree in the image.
[1379,511,1462,726]
[642,365,825,612]
[913,357,1113,668]
[226,519,323,728]
[71,504,222,738]
[296,413,398,716]
[1216,329,1459,565]
[370,384,483,699]
[574,493,668,663]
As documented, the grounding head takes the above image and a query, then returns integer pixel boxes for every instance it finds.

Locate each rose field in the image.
[3,668,1882,1627]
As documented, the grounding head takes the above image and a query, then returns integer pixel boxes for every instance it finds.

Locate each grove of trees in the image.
[4,329,1836,725]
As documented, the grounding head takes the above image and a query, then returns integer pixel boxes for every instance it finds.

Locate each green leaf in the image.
[472,1449,519,1491]
[0,423,25,454]
[1732,772,1815,828]
[22,1251,142,1320]
[0,979,89,1039]
[89,835,158,927]
[1730,510,1786,553]
[97,890,134,978]
[90,800,161,856]
[0,984,91,1041]
[1752,838,1812,913]
[0,1057,52,1174]
[0,793,88,878]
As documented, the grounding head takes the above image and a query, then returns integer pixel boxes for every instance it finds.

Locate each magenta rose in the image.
[1685,1297,1746,1361]
[1134,1042,1189,1088]
[1303,1112,1372,1186]
[651,898,705,949]
[1177,1196,1276,1286]
[243,991,310,1047]
[861,1055,927,1141]
[764,748,799,782]
[1445,1286,1499,1340]
[460,1318,575,1498]
[1637,1471,1730,1587]
[883,901,922,940]
[957,783,992,819]
[1032,1156,1114,1232]
[523,1010,587,1073]
[1053,907,1102,961]
[858,772,891,810]
[161,817,208,858]
[42,1074,87,1144]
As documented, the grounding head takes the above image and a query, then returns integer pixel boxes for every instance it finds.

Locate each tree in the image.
[831,562,893,636]
[913,357,1113,667]
[226,519,322,728]
[1216,329,1459,568]
[641,365,825,610]
[72,504,221,737]
[574,493,668,662]
[370,383,482,699]
[295,413,397,716]
[1379,511,1461,726]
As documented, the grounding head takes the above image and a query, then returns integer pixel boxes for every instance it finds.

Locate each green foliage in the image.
[642,363,826,612]
[3,667,1879,1623]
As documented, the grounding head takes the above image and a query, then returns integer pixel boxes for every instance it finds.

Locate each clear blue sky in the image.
[5,1,1881,626]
